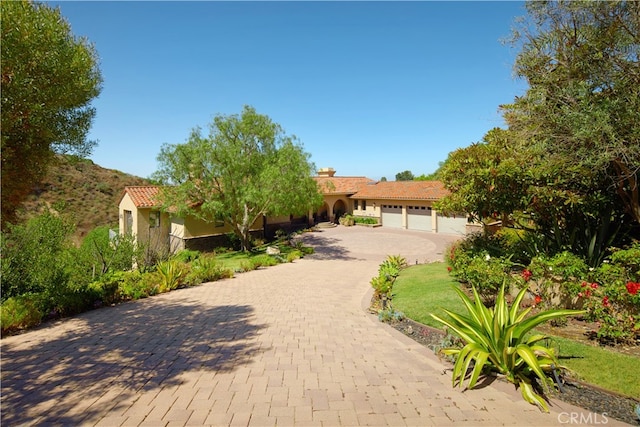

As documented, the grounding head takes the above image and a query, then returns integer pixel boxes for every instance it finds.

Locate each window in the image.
[149,211,160,228]
[362,200,367,210]
[124,210,133,234]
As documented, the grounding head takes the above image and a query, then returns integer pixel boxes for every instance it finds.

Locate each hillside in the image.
[20,155,152,244]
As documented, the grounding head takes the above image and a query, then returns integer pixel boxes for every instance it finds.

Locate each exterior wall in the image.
[118,193,170,254]
[353,199,445,232]
[183,214,235,238]
[315,195,351,222]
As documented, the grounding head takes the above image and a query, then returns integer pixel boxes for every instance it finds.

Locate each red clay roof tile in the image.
[314,176,374,195]
[350,181,449,200]
[121,186,161,208]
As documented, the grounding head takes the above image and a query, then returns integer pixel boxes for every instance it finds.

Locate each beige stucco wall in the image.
[353,199,440,230]
[183,214,263,238]
[118,193,170,253]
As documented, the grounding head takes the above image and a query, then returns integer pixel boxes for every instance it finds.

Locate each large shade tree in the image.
[1,0,102,228]
[504,0,639,226]
[438,1,639,265]
[154,106,323,251]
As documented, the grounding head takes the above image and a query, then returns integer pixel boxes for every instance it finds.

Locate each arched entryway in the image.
[314,202,329,223]
[333,199,347,222]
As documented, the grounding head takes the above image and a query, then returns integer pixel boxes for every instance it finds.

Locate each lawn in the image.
[392,262,640,399]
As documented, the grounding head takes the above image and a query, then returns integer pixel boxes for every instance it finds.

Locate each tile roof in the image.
[314,176,375,195]
[121,186,162,208]
[350,181,449,201]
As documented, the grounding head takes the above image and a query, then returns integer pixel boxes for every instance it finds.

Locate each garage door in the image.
[436,213,468,235]
[381,205,402,228]
[407,206,432,231]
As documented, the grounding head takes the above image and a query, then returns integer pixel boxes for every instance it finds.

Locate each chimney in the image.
[317,168,336,177]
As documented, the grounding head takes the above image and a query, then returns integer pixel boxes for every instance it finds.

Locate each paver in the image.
[1,227,627,426]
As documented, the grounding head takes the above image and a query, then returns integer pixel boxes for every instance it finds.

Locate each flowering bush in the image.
[515,252,588,310]
[579,279,640,344]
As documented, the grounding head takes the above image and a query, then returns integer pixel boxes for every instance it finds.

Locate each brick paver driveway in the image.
[1,226,614,426]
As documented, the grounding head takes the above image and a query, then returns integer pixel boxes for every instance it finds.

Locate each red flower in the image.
[584,289,592,297]
[522,269,532,281]
[447,266,452,272]
[590,283,598,289]
[534,295,542,305]
[602,296,610,307]
[581,281,588,288]
[626,282,640,295]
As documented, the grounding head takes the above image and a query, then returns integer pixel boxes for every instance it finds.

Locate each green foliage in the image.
[1,0,102,227]
[446,234,512,301]
[522,252,589,309]
[0,295,43,335]
[338,214,354,226]
[286,250,302,263]
[353,216,378,225]
[184,255,233,286]
[153,105,323,251]
[1,210,75,301]
[156,260,185,292]
[173,249,201,264]
[377,307,405,323]
[77,225,141,279]
[370,255,408,309]
[395,170,414,181]
[431,284,585,412]
[393,262,639,398]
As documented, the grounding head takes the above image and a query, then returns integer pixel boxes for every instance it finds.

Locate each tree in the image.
[503,0,640,226]
[154,106,323,251]
[395,170,414,181]
[380,177,387,182]
[435,128,529,223]
[1,0,102,228]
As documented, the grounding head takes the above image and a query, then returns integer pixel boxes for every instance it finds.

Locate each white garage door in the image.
[437,213,468,235]
[381,205,403,228]
[407,206,432,231]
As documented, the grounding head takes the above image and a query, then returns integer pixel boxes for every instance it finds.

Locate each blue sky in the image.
[48,1,528,181]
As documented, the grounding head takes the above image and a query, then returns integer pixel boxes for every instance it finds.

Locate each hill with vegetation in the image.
[19,154,151,244]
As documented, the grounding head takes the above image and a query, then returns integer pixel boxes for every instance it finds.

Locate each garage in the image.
[407,206,432,231]
[436,213,468,235]
[381,205,402,228]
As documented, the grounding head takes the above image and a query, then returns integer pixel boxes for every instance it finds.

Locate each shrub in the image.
[353,216,378,225]
[338,214,354,226]
[156,260,186,292]
[1,210,75,300]
[1,295,44,335]
[286,250,302,262]
[462,255,512,303]
[184,256,233,285]
[522,252,589,309]
[172,249,200,263]
[371,255,409,309]
[431,284,585,412]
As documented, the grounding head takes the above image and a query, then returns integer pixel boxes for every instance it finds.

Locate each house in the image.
[312,168,471,235]
[118,168,470,254]
[118,186,307,255]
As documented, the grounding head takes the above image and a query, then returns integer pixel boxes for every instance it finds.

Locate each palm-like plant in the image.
[431,284,585,412]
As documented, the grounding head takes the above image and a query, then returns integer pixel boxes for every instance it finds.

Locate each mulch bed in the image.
[386,317,640,425]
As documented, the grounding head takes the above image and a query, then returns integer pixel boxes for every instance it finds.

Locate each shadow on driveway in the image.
[1,300,265,426]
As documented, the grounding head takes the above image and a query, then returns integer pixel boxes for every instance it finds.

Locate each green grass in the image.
[213,243,302,271]
[392,262,640,399]
[393,262,466,329]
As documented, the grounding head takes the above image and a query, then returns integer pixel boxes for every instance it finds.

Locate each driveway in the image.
[1,226,616,426]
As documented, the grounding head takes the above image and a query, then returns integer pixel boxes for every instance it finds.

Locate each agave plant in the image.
[156,260,184,292]
[431,284,585,412]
